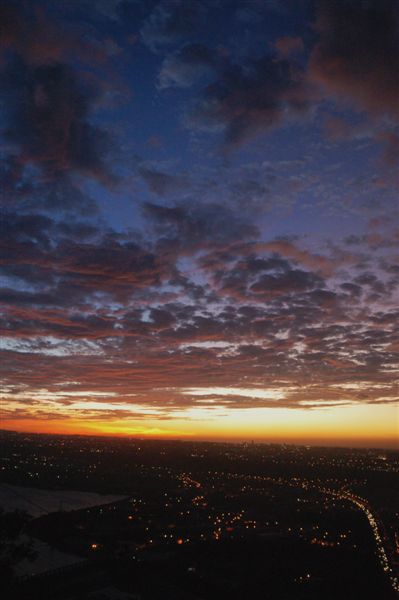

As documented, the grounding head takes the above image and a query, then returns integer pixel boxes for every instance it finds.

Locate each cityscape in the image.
[1,430,398,599]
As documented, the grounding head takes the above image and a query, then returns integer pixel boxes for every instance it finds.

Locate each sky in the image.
[0,0,398,448]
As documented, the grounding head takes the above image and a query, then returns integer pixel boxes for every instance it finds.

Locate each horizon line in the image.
[1,428,397,452]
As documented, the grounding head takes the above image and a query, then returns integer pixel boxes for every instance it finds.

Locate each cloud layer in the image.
[1,0,397,438]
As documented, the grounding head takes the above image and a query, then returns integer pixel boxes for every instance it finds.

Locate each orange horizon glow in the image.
[2,400,398,449]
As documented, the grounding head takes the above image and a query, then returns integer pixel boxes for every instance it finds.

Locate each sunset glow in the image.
[1,0,398,448]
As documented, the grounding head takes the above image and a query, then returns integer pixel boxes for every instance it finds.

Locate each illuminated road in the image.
[263,474,399,595]
[324,488,399,596]
[178,469,399,596]
[199,471,399,596]
[268,473,399,596]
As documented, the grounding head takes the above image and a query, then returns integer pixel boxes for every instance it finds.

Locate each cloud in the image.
[186,52,310,149]
[0,1,109,66]
[144,201,259,254]
[250,269,323,296]
[0,1,120,218]
[1,60,114,183]
[0,211,168,307]
[378,131,399,167]
[309,0,399,118]
[139,167,187,196]
[1,0,397,428]
[158,43,217,89]
[258,240,337,276]
[2,271,398,418]
[213,253,325,301]
[274,36,304,58]
[199,239,339,279]
[5,203,395,420]
[140,0,206,51]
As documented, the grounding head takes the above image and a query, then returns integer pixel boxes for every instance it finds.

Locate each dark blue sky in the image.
[1,0,398,445]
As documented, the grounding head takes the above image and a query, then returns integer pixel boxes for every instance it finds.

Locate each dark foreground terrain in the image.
[1,430,398,600]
